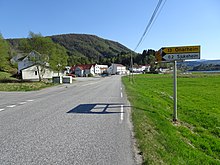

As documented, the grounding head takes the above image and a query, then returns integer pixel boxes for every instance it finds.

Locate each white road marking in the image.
[7,105,16,108]
[120,105,124,123]
[0,100,33,112]
[121,87,122,90]
[121,92,123,98]
[19,102,27,105]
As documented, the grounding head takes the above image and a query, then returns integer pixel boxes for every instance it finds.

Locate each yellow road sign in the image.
[162,46,200,54]
[155,45,201,62]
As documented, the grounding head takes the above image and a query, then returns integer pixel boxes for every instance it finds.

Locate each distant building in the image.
[94,64,108,74]
[107,64,127,75]
[70,64,95,77]
[65,66,71,74]
[131,65,150,73]
[70,64,108,77]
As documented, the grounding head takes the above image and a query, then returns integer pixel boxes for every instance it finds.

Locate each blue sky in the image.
[0,0,219,59]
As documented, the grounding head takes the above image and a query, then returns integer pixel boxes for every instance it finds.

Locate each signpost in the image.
[156,45,201,122]
[156,45,200,62]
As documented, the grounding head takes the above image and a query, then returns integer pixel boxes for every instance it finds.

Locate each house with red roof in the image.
[70,64,109,77]
[70,64,95,77]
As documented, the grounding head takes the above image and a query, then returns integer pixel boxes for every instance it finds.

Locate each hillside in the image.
[7,33,132,60]
[50,34,131,58]
[178,60,220,71]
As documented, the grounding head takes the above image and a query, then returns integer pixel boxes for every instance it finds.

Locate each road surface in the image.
[0,76,138,165]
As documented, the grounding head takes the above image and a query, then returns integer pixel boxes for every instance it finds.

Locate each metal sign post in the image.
[155,45,201,122]
[173,60,177,121]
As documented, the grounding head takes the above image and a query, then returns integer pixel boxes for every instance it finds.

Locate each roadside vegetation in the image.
[123,73,220,164]
[0,71,54,91]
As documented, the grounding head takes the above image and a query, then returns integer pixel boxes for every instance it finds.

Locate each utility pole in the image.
[130,53,134,82]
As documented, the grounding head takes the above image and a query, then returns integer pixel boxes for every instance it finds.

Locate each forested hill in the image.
[49,34,131,58]
[7,33,133,65]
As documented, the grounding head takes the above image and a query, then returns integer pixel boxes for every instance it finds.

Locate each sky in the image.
[0,0,219,60]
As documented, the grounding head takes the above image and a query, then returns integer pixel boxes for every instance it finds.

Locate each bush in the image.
[88,73,94,77]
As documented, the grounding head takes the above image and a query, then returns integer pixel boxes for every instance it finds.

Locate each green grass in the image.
[122,73,220,165]
[0,71,16,80]
[0,71,55,91]
[0,82,55,91]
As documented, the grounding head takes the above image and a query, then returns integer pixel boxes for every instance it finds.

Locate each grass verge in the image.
[122,73,220,164]
[0,71,55,91]
[0,82,54,91]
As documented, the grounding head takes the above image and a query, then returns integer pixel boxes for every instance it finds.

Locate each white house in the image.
[107,64,127,75]
[131,65,150,73]
[159,68,172,73]
[73,64,95,77]
[17,51,61,80]
[143,65,151,72]
[65,66,71,74]
[18,51,36,74]
[94,64,108,74]
[21,65,60,81]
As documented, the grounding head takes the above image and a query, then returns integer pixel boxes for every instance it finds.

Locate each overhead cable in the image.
[142,0,167,43]
[134,0,164,51]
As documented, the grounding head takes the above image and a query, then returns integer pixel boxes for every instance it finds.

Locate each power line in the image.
[142,0,167,44]
[130,0,166,82]
[134,0,165,51]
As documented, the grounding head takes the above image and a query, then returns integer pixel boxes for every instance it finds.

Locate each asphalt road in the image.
[0,76,138,165]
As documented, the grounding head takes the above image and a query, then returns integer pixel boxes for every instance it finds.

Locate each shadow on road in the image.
[67,103,155,115]
[67,103,127,114]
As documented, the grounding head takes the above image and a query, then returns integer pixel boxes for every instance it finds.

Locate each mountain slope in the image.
[49,34,131,58]
[178,60,220,71]
[7,33,132,59]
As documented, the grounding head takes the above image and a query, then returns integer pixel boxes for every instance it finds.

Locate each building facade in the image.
[107,64,127,75]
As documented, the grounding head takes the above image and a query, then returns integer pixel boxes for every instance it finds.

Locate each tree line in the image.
[0,34,11,72]
[0,32,68,78]
[0,31,166,77]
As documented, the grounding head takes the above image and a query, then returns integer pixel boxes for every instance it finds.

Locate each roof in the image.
[21,64,50,71]
[17,50,42,61]
[17,55,28,61]
[70,64,95,71]
[113,64,125,67]
[20,64,36,71]
[133,65,150,69]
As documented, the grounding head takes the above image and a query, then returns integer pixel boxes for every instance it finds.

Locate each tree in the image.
[141,50,148,65]
[68,56,79,66]
[148,54,157,72]
[145,49,157,72]
[29,50,49,81]
[49,44,68,76]
[19,32,67,81]
[0,34,10,71]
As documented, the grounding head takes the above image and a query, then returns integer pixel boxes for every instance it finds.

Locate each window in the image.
[35,71,38,75]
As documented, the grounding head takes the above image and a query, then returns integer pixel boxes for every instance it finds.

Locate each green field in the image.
[123,73,220,165]
[0,71,55,91]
